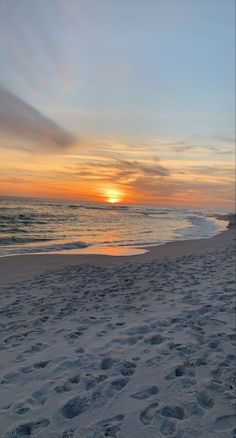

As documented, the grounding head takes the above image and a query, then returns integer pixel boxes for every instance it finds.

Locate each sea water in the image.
[0,196,228,257]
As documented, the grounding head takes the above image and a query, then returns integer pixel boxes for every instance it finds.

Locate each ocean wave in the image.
[83,205,129,211]
[173,215,223,240]
[0,236,53,245]
[67,204,110,210]
[2,227,28,234]
[45,241,90,251]
[102,238,160,247]
[1,240,90,256]
[0,197,225,257]
[116,240,161,247]
[0,212,62,227]
[139,211,168,217]
[68,204,81,209]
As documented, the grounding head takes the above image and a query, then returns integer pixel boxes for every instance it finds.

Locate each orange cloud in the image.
[0,137,235,209]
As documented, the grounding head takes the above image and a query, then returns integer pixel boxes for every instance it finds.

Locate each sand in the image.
[0,222,235,437]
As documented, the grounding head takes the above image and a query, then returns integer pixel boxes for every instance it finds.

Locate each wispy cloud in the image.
[186,165,235,177]
[0,86,75,151]
[71,158,170,183]
[116,159,170,177]
[129,175,235,206]
[211,135,235,145]
[170,141,233,155]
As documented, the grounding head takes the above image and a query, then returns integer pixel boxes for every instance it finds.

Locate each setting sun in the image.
[104,188,123,204]
[108,197,119,204]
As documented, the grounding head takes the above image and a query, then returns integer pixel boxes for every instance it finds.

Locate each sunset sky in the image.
[0,0,235,208]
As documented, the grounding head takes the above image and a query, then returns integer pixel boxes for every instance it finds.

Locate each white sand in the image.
[0,225,235,437]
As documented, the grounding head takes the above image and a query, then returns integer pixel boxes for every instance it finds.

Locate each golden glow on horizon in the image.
[108,197,119,203]
[104,188,123,204]
[0,138,234,209]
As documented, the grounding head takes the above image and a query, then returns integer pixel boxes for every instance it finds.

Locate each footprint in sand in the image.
[91,414,125,437]
[214,415,236,431]
[165,365,186,380]
[106,377,129,398]
[55,374,80,393]
[13,403,30,415]
[68,374,80,384]
[117,360,137,376]
[101,357,115,370]
[144,334,165,345]
[106,335,143,347]
[6,418,50,437]
[26,388,48,406]
[33,360,50,369]
[62,429,75,438]
[123,324,151,336]
[130,385,159,400]
[160,418,176,436]
[140,402,159,425]
[61,396,91,419]
[65,330,84,341]
[84,374,107,390]
[22,342,49,354]
[1,370,21,384]
[55,382,72,394]
[161,405,185,420]
[196,391,214,410]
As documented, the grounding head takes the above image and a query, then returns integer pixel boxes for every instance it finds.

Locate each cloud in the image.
[169,138,235,155]
[129,175,234,205]
[212,135,235,145]
[74,158,170,182]
[70,156,234,206]
[0,86,75,150]
[186,165,235,177]
[171,143,202,153]
[116,159,170,177]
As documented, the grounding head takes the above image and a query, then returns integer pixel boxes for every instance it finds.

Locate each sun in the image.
[104,188,123,204]
[108,197,119,204]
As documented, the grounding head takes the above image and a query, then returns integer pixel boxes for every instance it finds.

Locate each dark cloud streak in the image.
[0,86,75,150]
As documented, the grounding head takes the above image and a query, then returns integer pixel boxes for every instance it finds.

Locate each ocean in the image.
[0,196,228,257]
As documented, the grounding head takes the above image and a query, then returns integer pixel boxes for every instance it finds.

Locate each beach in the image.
[0,220,235,437]
[1,0,235,436]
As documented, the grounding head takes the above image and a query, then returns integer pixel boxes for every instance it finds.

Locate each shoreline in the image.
[0,217,234,286]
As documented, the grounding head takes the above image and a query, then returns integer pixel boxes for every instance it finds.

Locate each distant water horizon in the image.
[0,195,229,257]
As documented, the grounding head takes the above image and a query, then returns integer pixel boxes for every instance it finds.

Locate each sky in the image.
[0,0,235,209]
